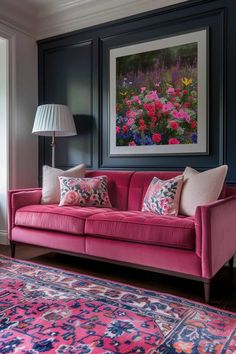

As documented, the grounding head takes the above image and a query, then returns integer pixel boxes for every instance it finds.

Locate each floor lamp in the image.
[32,104,77,167]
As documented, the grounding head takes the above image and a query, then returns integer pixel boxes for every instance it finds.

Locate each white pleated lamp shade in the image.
[32,104,77,136]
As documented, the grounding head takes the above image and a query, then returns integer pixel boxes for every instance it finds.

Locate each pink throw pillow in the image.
[142,175,184,216]
[59,175,112,208]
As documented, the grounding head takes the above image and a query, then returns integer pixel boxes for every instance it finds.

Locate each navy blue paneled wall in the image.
[38,0,236,183]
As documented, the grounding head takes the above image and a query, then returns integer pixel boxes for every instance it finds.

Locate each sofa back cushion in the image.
[225,185,236,197]
[128,171,182,211]
[85,170,134,210]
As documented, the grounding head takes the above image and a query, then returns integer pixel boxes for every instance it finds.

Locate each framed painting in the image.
[109,29,208,156]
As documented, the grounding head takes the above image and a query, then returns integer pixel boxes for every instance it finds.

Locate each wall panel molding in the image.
[38,0,236,183]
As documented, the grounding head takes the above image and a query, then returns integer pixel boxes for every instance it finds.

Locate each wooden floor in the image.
[0,244,235,312]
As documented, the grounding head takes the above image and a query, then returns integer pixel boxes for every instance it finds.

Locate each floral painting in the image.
[109,30,207,155]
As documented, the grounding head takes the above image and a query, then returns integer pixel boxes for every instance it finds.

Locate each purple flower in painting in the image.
[133,132,142,145]
[191,133,198,143]
[144,135,153,145]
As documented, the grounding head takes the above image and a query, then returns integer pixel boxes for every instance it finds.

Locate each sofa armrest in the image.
[195,196,236,279]
[8,188,42,240]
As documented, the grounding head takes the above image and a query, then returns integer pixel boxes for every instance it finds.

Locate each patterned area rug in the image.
[0,255,235,353]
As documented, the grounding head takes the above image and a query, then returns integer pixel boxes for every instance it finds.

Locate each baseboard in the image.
[0,230,9,245]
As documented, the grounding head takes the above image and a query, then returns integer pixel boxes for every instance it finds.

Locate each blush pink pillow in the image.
[41,164,86,204]
[179,165,228,216]
[59,175,112,208]
[142,175,184,216]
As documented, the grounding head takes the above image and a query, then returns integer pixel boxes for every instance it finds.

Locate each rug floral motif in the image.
[0,255,235,353]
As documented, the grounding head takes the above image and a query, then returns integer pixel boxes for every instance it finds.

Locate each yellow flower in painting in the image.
[120,91,128,96]
[182,77,193,86]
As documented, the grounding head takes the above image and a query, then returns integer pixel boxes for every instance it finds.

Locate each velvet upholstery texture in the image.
[15,204,115,235]
[85,211,195,250]
[12,227,85,254]
[86,237,202,277]
[8,170,236,297]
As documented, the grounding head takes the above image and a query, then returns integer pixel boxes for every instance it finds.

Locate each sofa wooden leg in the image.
[229,256,234,268]
[204,281,211,303]
[10,243,15,258]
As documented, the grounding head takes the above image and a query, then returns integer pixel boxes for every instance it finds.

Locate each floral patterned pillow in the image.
[59,176,112,208]
[142,175,184,216]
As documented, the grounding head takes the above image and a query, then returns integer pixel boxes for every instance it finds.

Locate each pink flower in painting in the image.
[140,86,146,94]
[167,87,175,94]
[63,191,79,205]
[145,90,158,101]
[155,100,163,110]
[151,117,157,123]
[162,102,173,113]
[123,125,129,133]
[137,109,143,117]
[172,109,185,120]
[183,111,191,123]
[168,138,180,144]
[147,110,155,118]
[169,121,179,130]
[127,118,134,126]
[143,102,155,113]
[126,110,136,119]
[152,133,162,144]
[132,96,141,104]
[191,120,197,129]
[139,119,145,126]
[174,103,180,109]
[171,110,179,119]
[183,102,190,108]
[139,124,146,132]
[116,126,121,134]
[129,141,136,146]
[125,99,132,106]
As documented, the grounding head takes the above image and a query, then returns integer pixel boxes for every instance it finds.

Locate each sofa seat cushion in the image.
[85,211,195,250]
[15,204,115,235]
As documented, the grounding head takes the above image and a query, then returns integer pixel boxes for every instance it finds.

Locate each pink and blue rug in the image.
[0,254,235,353]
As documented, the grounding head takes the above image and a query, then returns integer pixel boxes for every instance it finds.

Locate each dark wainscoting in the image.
[38,0,236,183]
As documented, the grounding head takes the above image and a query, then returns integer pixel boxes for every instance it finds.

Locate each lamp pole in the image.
[51,131,55,168]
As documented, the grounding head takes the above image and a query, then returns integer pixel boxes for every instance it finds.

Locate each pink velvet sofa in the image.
[8,170,236,303]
